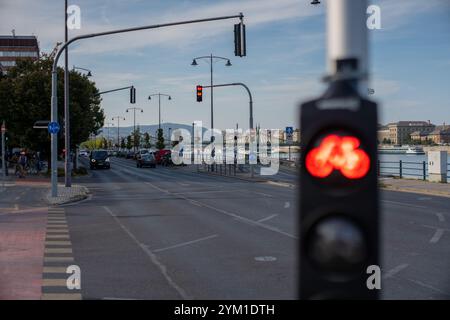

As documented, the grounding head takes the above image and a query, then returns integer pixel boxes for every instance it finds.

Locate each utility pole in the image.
[64,0,71,187]
[112,116,125,149]
[1,121,6,179]
[126,107,143,153]
[148,93,172,130]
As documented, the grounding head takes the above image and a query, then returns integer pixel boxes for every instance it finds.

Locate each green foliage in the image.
[126,135,133,150]
[132,127,141,150]
[0,55,104,159]
[143,132,151,149]
[120,137,126,149]
[80,137,104,150]
[156,128,165,150]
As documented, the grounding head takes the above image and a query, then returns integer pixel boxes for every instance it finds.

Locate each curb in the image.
[46,185,90,206]
[381,185,450,198]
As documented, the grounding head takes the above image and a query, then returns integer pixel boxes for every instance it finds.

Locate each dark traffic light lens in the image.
[306,216,368,277]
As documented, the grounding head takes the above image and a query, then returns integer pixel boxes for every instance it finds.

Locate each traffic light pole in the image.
[299,0,379,299]
[202,82,254,177]
[64,0,71,188]
[96,85,134,96]
[112,116,125,150]
[50,13,244,197]
[1,121,5,179]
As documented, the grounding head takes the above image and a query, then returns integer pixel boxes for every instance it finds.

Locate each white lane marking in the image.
[253,191,273,198]
[383,264,409,279]
[436,212,445,223]
[406,278,450,297]
[284,202,290,209]
[254,256,277,262]
[176,182,190,187]
[265,181,295,188]
[417,197,432,201]
[103,206,189,300]
[381,200,427,209]
[14,196,20,201]
[257,214,278,223]
[153,234,218,253]
[145,182,297,239]
[14,204,19,210]
[430,229,445,244]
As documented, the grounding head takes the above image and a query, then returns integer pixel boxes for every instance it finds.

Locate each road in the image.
[59,157,450,299]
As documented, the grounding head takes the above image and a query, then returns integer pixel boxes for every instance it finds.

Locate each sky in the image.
[1,0,449,130]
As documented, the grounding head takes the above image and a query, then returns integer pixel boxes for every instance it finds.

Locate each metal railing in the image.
[377,160,427,180]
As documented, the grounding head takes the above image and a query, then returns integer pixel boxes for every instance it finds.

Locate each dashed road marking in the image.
[103,205,190,300]
[383,263,409,279]
[430,229,445,244]
[436,212,445,223]
[153,234,218,253]
[257,214,278,223]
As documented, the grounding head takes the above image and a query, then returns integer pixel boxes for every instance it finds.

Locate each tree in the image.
[120,137,126,149]
[156,128,165,150]
[126,135,133,150]
[132,127,141,150]
[143,132,151,149]
[0,54,104,161]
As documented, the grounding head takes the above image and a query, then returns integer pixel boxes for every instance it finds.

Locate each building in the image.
[427,125,450,144]
[410,131,429,143]
[0,35,40,74]
[377,126,391,144]
[387,121,435,145]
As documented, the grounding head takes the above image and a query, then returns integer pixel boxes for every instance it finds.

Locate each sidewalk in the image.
[46,184,89,205]
[381,178,450,198]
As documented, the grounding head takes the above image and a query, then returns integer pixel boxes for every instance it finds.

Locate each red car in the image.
[153,149,171,164]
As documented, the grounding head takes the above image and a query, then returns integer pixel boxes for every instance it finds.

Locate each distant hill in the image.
[98,123,207,139]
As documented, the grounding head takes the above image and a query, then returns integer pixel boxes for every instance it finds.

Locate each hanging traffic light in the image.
[234,22,246,57]
[299,80,379,299]
[196,85,203,102]
[130,86,136,104]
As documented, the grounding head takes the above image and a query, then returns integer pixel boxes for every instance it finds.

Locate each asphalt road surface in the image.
[61,157,450,299]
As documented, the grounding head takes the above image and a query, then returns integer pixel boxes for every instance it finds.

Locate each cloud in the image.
[0,0,321,56]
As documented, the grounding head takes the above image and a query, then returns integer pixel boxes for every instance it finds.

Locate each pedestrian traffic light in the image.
[196,85,203,102]
[234,22,246,57]
[299,79,379,299]
[130,86,136,104]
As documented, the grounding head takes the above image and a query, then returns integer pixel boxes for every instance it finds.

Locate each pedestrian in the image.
[18,151,27,178]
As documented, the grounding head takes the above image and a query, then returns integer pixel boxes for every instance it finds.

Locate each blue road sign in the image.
[48,122,60,134]
[286,127,293,134]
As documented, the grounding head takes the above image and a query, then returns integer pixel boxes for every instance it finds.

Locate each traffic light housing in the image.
[196,85,203,102]
[234,22,246,57]
[299,80,379,299]
[130,86,136,104]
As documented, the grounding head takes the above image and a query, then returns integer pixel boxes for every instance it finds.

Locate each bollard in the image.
[423,161,426,181]
[399,160,402,179]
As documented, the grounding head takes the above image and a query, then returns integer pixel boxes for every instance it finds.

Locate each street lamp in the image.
[126,107,144,153]
[112,116,125,149]
[191,54,232,131]
[105,122,114,149]
[148,93,172,130]
[72,66,93,77]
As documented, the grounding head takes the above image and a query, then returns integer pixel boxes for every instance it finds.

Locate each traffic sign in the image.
[48,122,60,134]
[285,126,293,144]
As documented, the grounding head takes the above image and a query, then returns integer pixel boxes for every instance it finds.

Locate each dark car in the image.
[137,153,156,168]
[90,150,111,169]
[125,151,135,159]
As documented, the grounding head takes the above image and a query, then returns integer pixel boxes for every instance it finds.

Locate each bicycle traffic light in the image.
[299,80,379,299]
[196,85,203,102]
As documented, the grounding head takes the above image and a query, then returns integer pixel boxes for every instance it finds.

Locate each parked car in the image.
[125,151,135,159]
[89,150,111,169]
[79,149,89,157]
[136,153,156,168]
[136,149,150,160]
[154,149,171,164]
